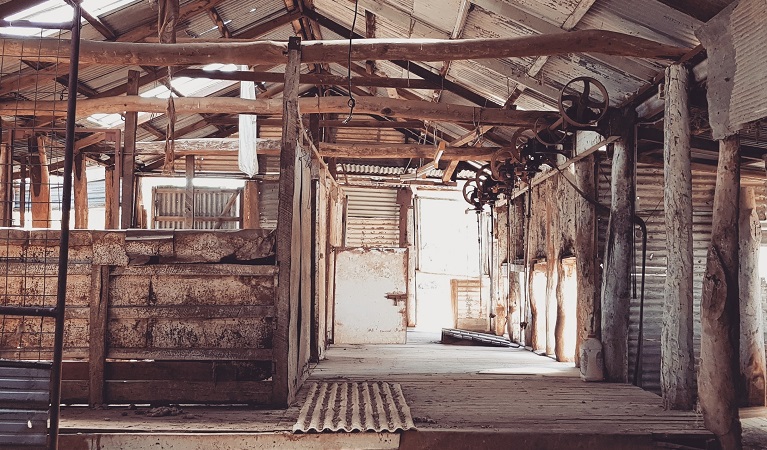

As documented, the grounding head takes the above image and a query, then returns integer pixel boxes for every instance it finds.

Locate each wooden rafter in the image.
[207,7,232,38]
[1,30,689,67]
[1,95,551,126]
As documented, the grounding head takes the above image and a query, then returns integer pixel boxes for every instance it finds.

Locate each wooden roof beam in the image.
[3,30,689,67]
[6,95,552,126]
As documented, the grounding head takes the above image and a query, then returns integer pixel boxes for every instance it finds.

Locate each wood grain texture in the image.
[662,63,695,410]
[699,135,742,449]
[0,30,688,66]
[600,109,636,383]
[739,187,766,407]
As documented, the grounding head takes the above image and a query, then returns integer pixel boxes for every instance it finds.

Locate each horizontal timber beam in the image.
[2,96,549,126]
[179,68,436,89]
[0,30,689,66]
[132,138,497,161]
[319,143,498,160]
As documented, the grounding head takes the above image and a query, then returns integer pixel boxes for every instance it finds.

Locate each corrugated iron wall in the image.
[259,180,279,229]
[598,160,767,393]
[344,187,400,247]
[153,187,241,229]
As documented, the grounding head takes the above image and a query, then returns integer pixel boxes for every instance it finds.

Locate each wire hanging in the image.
[343,0,360,124]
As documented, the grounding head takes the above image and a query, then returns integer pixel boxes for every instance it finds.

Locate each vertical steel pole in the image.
[49,5,81,449]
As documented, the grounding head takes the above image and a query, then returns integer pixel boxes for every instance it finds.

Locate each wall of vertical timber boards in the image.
[506,170,580,360]
[595,160,767,394]
[312,163,344,361]
[495,156,767,389]
[0,229,279,405]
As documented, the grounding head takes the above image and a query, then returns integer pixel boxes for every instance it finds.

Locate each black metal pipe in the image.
[0,306,56,317]
[48,6,81,450]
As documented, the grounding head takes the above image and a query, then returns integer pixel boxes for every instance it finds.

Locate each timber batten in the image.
[0,229,278,405]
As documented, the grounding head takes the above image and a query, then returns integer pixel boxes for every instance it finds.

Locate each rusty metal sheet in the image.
[697,0,767,139]
[293,382,415,433]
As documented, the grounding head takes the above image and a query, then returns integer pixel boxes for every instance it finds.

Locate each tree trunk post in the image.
[699,134,742,450]
[574,152,597,367]
[73,150,88,229]
[738,186,765,406]
[600,109,636,383]
[121,70,139,229]
[30,136,51,228]
[273,36,302,407]
[661,63,696,410]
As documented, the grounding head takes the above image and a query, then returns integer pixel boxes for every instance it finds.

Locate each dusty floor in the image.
[58,331,766,449]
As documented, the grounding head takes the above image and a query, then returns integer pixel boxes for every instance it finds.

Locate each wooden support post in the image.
[121,70,139,229]
[0,143,12,227]
[739,186,765,407]
[274,36,302,407]
[184,155,195,229]
[600,109,636,383]
[396,188,412,248]
[88,265,109,406]
[30,136,51,228]
[104,167,116,229]
[661,63,695,410]
[507,198,525,344]
[699,134,742,450]
[73,150,88,229]
[242,180,260,229]
[574,154,597,367]
[19,160,26,227]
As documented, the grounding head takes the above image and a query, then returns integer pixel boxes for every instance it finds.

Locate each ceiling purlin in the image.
[206,6,232,38]
[505,0,597,108]
[303,8,504,109]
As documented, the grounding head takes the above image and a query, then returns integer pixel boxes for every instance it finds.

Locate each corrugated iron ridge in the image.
[293,381,415,433]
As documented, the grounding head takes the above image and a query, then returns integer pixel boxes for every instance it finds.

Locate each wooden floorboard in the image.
[56,331,767,449]
[309,331,711,437]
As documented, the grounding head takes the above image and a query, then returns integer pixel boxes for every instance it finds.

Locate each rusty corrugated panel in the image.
[293,382,415,433]
[698,0,767,139]
[579,0,701,47]
[346,217,400,247]
[259,179,279,229]
[214,0,286,37]
[153,187,241,229]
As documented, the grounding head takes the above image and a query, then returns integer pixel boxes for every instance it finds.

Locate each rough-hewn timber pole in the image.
[73,150,88,229]
[661,63,695,410]
[574,152,597,367]
[274,36,302,407]
[507,198,525,344]
[0,96,550,127]
[0,143,11,227]
[738,186,766,407]
[30,137,51,228]
[600,109,636,383]
[121,70,139,229]
[699,134,742,450]
[0,30,688,66]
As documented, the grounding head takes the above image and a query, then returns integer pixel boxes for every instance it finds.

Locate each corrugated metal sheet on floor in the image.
[293,381,415,433]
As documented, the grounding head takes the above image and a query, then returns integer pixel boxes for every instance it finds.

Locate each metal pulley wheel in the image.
[558,76,609,127]
[533,114,567,146]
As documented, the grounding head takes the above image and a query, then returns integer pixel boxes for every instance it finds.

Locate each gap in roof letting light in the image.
[2,0,138,36]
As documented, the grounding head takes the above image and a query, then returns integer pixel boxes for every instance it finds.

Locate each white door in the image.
[334,248,407,344]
